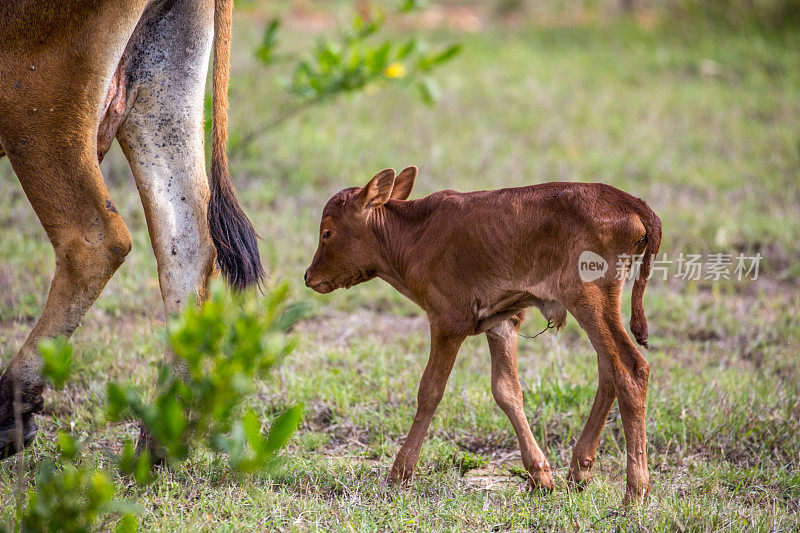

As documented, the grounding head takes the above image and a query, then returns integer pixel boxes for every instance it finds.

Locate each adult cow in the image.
[0,0,263,458]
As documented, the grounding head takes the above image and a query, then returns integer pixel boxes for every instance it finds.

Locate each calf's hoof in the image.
[0,416,38,460]
[527,461,554,492]
[566,457,594,489]
[387,462,414,486]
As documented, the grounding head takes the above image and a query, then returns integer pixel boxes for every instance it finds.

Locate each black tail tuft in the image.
[209,0,264,291]
[208,159,265,291]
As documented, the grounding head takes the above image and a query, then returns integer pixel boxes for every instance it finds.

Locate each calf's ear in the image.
[358,168,396,209]
[390,166,417,201]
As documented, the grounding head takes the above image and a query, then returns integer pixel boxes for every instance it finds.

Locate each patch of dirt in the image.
[455,432,517,456]
[687,327,722,342]
[295,310,428,346]
[303,402,336,431]
[308,416,372,455]
[461,452,536,492]
[463,467,520,491]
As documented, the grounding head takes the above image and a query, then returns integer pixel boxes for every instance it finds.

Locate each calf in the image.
[304,167,661,504]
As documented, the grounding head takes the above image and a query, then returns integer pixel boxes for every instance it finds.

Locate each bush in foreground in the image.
[7,284,304,532]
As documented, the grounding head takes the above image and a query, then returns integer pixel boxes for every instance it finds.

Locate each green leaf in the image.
[256,18,280,65]
[417,77,441,105]
[115,513,139,533]
[399,0,425,13]
[396,38,418,61]
[117,440,154,485]
[106,383,138,422]
[38,337,73,389]
[418,43,462,71]
[369,42,392,73]
[57,432,80,461]
[431,44,462,65]
[161,395,188,444]
[274,301,311,331]
[88,471,115,503]
[242,409,265,455]
[264,404,303,455]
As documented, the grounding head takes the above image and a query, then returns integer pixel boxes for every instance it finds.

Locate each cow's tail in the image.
[209,0,264,290]
[629,199,662,349]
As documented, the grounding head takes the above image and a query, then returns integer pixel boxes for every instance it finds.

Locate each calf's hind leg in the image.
[486,313,553,490]
[566,349,615,488]
[568,289,650,504]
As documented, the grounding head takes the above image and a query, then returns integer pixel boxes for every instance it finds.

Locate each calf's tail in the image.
[208,0,265,290]
[629,200,662,349]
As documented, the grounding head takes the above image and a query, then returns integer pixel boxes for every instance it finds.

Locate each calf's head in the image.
[305,166,417,294]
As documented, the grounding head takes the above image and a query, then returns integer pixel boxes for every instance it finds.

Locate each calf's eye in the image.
[322,230,331,240]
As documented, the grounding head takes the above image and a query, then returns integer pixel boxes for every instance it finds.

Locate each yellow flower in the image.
[384,63,407,79]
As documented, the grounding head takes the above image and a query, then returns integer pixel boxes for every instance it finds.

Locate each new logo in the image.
[578,251,608,282]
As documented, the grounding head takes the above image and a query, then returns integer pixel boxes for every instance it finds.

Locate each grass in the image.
[2,2,800,530]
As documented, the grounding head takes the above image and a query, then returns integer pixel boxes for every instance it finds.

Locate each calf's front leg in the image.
[389,329,464,484]
[486,315,553,490]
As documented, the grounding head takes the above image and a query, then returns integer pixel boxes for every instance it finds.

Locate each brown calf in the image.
[305,167,661,504]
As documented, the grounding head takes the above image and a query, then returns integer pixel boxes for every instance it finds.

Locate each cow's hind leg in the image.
[115,0,216,458]
[0,139,131,458]
[486,313,553,490]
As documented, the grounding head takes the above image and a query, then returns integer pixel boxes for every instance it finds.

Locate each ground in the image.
[1,2,799,531]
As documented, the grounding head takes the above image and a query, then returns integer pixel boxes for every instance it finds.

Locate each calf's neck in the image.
[305,166,662,504]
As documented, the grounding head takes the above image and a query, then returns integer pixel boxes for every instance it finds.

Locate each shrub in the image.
[10,283,304,531]
[19,432,137,533]
[11,340,137,532]
[106,283,304,474]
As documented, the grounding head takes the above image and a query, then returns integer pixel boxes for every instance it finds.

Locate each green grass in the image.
[2,3,800,530]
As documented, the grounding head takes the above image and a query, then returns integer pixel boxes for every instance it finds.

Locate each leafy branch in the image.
[228,2,461,159]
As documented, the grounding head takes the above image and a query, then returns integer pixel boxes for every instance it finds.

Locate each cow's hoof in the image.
[0,372,45,460]
[135,423,167,466]
[0,417,38,460]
